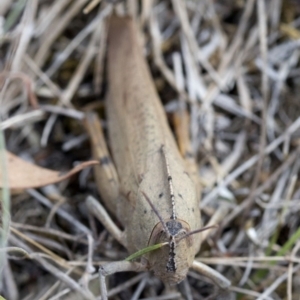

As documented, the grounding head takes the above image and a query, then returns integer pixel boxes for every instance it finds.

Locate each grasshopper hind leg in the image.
[85,113,145,299]
[84,112,120,216]
[84,112,126,245]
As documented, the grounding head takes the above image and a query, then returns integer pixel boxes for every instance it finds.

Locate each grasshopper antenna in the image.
[177,225,219,242]
[142,191,169,235]
[142,191,178,272]
[143,190,219,243]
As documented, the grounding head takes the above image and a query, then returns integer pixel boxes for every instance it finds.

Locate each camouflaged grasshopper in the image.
[85,15,230,299]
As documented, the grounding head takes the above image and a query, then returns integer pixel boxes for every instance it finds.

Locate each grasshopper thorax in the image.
[147,219,194,285]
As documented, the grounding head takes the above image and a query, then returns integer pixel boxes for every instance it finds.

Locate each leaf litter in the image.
[1,0,300,299]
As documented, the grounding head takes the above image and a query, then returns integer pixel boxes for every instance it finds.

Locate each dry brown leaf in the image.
[0,151,99,189]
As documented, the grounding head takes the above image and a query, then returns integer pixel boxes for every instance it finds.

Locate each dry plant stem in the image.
[24,232,70,255]
[86,234,96,274]
[42,11,103,82]
[71,256,298,269]
[139,294,181,300]
[99,261,147,300]
[83,0,102,14]
[34,0,71,37]
[24,54,62,99]
[9,235,96,300]
[229,286,273,300]
[0,0,10,15]
[10,227,70,269]
[0,109,45,130]
[94,21,108,94]
[256,198,300,209]
[10,0,38,72]
[181,278,193,300]
[140,0,153,26]
[203,0,256,105]
[191,261,230,289]
[199,256,300,265]
[39,105,85,119]
[127,0,138,18]
[219,0,256,73]
[201,116,300,206]
[2,263,18,300]
[200,204,230,242]
[0,72,39,108]
[62,133,88,151]
[222,146,300,228]
[237,73,252,117]
[219,131,247,179]
[47,289,70,300]
[39,256,95,300]
[276,53,299,157]
[41,113,57,147]
[45,197,66,228]
[257,160,296,240]
[36,275,71,300]
[107,273,147,299]
[172,0,222,87]
[244,0,269,219]
[149,9,185,96]
[199,262,285,271]
[287,241,300,300]
[10,222,87,245]
[179,35,206,151]
[238,248,254,286]
[61,5,112,106]
[257,264,300,300]
[172,51,199,188]
[86,195,124,246]
[34,0,90,68]
[27,189,91,235]
[130,275,148,300]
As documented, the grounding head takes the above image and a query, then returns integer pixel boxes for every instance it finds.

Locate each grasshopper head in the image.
[147,219,194,285]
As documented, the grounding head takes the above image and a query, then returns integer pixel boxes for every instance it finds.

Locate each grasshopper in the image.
[85,15,230,299]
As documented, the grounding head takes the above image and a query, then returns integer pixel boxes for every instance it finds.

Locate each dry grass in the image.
[1,0,300,299]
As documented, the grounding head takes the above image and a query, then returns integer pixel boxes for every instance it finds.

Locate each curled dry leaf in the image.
[0,151,99,189]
